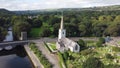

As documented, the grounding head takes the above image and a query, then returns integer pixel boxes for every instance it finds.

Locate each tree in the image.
[0,27,7,42]
[33,18,43,28]
[53,23,60,37]
[82,57,104,68]
[77,39,86,50]
[70,18,79,24]
[0,17,9,42]
[93,22,107,37]
[104,23,120,36]
[114,15,120,22]
[40,26,52,37]
[48,16,60,25]
[99,37,105,44]
[62,51,69,60]
[105,54,114,59]
[98,16,106,22]
[65,23,79,37]
[13,20,31,40]
[79,24,87,36]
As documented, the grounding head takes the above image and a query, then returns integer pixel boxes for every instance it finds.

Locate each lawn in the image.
[29,22,54,38]
[50,43,56,50]
[46,43,57,51]
[86,40,96,47]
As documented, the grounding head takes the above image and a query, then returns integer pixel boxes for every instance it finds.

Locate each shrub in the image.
[82,57,104,68]
[105,54,114,59]
[80,49,94,55]
[99,37,105,44]
[57,52,67,68]
[96,37,105,47]
[77,39,86,50]
[105,64,120,68]
[62,51,69,60]
[96,41,102,47]
[112,47,120,52]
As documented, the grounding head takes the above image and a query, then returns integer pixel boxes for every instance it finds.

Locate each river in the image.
[1,27,33,68]
[4,27,13,42]
[0,46,33,68]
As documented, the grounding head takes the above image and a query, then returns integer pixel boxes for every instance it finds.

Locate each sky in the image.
[0,0,120,11]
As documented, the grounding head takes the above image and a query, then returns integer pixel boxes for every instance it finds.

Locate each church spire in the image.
[58,12,66,39]
[60,15,64,29]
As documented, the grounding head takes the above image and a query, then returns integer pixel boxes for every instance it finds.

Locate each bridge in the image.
[0,37,98,50]
[0,40,29,49]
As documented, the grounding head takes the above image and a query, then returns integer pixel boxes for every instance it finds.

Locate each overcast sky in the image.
[0,0,120,11]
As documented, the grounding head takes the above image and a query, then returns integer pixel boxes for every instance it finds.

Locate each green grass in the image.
[29,22,54,38]
[46,43,56,51]
[50,43,56,50]
[86,40,96,47]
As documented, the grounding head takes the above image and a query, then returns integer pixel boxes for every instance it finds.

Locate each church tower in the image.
[58,15,66,40]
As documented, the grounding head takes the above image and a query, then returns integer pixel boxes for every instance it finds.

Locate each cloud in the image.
[0,0,120,10]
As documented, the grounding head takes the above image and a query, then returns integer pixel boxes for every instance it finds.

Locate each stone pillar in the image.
[20,32,27,40]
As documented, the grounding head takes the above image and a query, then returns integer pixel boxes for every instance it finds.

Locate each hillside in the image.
[0,9,15,16]
[86,5,120,11]
[56,5,120,11]
[13,5,120,15]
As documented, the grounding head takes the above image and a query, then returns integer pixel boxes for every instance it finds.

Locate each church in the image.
[56,16,80,52]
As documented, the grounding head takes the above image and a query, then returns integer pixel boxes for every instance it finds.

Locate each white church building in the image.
[56,16,80,52]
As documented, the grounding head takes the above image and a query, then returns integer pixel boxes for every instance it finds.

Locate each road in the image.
[33,41,60,68]
[30,37,98,42]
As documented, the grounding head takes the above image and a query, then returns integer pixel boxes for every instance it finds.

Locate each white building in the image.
[56,16,80,52]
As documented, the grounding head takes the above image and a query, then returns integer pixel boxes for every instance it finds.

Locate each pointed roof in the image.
[60,16,64,29]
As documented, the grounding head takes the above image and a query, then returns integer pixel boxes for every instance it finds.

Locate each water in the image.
[4,27,13,42]
[0,46,33,68]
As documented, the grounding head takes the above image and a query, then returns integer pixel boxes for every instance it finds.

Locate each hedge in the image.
[57,52,67,68]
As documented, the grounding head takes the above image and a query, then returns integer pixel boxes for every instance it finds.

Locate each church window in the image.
[75,45,78,50]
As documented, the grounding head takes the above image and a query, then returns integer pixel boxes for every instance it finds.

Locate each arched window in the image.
[75,45,78,50]
[63,32,64,34]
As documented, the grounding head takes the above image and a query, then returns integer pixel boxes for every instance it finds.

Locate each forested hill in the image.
[84,5,120,11]
[13,5,120,15]
[56,5,120,11]
[0,9,15,16]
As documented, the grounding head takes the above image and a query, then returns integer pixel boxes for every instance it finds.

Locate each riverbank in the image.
[24,45,44,68]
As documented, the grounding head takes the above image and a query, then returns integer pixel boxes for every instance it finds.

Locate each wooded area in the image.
[0,8,120,41]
